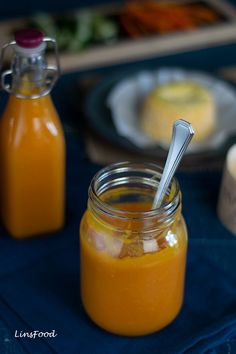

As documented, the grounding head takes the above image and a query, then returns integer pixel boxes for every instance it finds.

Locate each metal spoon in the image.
[152,119,194,209]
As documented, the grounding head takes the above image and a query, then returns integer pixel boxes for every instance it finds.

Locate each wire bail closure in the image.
[0,37,60,99]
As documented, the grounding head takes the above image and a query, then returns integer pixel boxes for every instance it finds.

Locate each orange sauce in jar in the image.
[80,163,187,336]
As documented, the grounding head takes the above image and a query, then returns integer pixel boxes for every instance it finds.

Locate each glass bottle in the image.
[0,29,65,238]
[80,162,188,336]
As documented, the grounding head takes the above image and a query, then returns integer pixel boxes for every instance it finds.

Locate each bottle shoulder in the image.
[1,94,62,123]
[0,94,65,148]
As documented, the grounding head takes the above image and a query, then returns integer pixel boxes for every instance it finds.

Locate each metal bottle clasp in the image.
[0,37,60,99]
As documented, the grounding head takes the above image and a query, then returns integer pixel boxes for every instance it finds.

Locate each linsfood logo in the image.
[15,330,58,339]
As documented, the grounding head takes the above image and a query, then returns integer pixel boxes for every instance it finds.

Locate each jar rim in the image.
[88,161,181,222]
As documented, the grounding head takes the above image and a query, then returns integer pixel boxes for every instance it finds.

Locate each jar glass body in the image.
[80,162,187,336]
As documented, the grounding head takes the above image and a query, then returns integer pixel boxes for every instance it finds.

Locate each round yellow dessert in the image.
[140,81,216,143]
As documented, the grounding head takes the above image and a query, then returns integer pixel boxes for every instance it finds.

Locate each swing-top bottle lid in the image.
[15,29,44,48]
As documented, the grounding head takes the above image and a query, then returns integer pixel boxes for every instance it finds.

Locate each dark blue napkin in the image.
[0,125,235,354]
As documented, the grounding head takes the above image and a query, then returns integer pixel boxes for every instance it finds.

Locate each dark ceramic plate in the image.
[83,69,236,164]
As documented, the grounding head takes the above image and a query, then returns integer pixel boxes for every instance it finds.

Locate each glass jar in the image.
[80,162,187,336]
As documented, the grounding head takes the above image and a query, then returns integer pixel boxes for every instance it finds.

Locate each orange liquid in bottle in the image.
[80,201,187,336]
[0,93,65,238]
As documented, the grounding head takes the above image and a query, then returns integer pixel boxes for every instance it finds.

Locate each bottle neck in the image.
[11,47,47,97]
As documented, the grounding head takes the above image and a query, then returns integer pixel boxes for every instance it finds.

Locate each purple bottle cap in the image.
[15,29,44,48]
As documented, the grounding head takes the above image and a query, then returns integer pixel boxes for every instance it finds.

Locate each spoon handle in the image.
[152,119,194,209]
